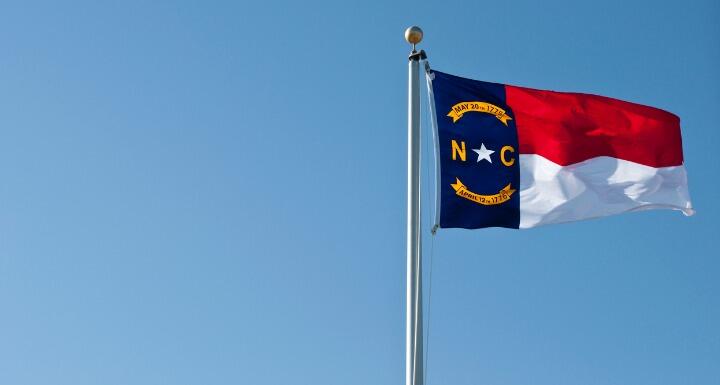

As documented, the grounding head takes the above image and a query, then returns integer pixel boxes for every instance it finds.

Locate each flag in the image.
[426,70,694,229]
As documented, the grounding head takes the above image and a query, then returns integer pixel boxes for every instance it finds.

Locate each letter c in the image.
[500,145,515,167]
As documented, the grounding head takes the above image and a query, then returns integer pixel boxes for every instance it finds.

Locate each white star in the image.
[472,143,495,163]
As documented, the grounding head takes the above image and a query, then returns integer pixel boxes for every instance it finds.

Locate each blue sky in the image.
[0,1,718,384]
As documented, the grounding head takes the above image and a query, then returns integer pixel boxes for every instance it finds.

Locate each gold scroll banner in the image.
[451,178,516,206]
[447,101,512,126]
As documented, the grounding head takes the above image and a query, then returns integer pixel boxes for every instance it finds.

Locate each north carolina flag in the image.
[426,70,694,229]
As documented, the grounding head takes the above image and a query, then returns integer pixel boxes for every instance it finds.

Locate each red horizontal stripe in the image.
[506,84,684,167]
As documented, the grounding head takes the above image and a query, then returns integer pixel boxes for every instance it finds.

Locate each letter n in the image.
[451,140,466,161]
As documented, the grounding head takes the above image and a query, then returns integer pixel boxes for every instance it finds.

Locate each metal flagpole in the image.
[405,26,426,385]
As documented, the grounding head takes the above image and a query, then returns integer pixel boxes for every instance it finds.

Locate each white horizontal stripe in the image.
[519,154,694,229]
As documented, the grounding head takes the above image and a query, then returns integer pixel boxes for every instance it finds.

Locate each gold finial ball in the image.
[404,26,423,45]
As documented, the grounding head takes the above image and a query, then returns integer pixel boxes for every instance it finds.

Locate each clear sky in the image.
[0,1,718,384]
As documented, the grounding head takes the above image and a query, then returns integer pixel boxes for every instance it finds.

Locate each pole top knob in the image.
[404,26,423,45]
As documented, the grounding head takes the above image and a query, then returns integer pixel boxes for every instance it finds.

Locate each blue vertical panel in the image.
[430,71,520,229]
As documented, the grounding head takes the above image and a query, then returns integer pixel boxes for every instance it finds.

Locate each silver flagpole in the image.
[405,26,425,385]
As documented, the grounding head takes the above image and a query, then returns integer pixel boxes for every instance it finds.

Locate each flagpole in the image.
[405,26,425,385]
